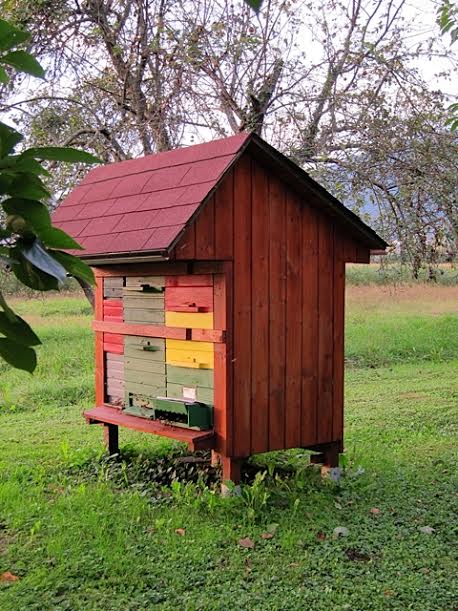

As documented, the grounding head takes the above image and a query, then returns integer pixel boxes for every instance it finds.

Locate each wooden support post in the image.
[220,455,242,485]
[211,450,221,467]
[322,442,340,468]
[309,441,341,468]
[103,423,119,455]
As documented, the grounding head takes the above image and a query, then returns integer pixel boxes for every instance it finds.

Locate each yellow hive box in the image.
[166,339,214,369]
[165,312,214,329]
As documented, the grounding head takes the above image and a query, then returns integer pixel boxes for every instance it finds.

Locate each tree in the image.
[2,0,457,275]
[0,18,99,372]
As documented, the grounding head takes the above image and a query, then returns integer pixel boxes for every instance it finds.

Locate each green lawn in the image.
[0,291,457,610]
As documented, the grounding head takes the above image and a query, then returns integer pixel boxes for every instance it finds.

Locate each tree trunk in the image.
[76,277,95,311]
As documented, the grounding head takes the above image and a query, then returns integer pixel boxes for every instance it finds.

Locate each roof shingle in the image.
[53,132,249,257]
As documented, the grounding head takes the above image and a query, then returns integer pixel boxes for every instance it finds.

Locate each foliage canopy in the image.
[0,18,99,372]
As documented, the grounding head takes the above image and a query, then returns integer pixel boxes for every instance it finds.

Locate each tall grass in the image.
[0,292,457,609]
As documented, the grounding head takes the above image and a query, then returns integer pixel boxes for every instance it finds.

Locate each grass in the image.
[0,289,457,609]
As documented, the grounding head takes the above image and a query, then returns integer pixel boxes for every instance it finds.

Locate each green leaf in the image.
[52,250,96,286]
[0,121,23,156]
[21,240,67,285]
[1,50,45,78]
[0,337,36,372]
[0,311,41,346]
[22,147,101,164]
[0,64,8,83]
[2,198,51,232]
[15,156,50,176]
[0,19,30,51]
[9,174,50,200]
[1,199,81,248]
[39,226,83,250]
[12,252,60,291]
[243,0,263,12]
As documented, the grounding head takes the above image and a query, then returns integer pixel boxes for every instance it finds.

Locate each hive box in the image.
[52,132,387,483]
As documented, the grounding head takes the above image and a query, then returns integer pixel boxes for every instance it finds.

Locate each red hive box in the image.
[52,133,387,483]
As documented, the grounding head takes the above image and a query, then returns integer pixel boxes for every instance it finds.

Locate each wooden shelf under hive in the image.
[84,406,215,451]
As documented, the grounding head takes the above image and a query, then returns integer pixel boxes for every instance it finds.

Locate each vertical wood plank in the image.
[214,272,228,454]
[95,275,105,406]
[355,245,370,263]
[214,169,234,260]
[268,175,287,451]
[174,223,196,260]
[103,423,119,455]
[195,195,215,259]
[333,237,345,445]
[232,155,252,457]
[301,204,319,446]
[316,217,334,443]
[223,262,234,456]
[342,236,357,262]
[285,191,303,448]
[250,162,270,454]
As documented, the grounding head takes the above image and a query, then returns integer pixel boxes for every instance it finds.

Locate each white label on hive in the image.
[183,387,197,401]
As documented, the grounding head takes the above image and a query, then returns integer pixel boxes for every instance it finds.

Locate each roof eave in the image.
[79,250,169,266]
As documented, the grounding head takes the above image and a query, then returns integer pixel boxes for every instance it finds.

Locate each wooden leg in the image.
[103,423,119,455]
[323,442,340,468]
[211,450,221,467]
[220,456,242,484]
[309,442,340,469]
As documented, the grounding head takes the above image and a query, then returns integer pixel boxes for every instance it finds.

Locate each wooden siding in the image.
[98,153,369,458]
[171,153,365,457]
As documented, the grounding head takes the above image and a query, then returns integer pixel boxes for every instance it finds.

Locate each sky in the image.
[403,0,458,97]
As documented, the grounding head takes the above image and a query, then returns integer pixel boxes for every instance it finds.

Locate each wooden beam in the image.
[92,263,190,277]
[92,320,225,343]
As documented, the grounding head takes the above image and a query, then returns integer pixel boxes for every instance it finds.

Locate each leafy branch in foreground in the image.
[437,0,458,44]
[437,2,458,130]
[0,18,99,372]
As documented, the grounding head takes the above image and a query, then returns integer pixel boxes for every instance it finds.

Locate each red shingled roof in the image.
[52,132,251,257]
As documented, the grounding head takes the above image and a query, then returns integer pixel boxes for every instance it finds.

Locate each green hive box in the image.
[123,394,213,430]
[152,397,213,430]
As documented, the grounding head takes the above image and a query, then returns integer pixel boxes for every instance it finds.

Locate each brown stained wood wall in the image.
[172,153,367,457]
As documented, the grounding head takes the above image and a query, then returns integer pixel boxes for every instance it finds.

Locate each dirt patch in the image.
[398,392,429,401]
[347,285,458,316]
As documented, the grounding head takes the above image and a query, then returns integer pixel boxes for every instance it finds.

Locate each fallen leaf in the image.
[175,528,186,536]
[370,507,381,515]
[238,537,255,549]
[420,567,430,574]
[266,522,279,534]
[419,526,435,535]
[383,590,395,598]
[0,572,19,582]
[333,526,349,538]
[289,562,300,568]
[316,531,326,541]
[261,532,273,540]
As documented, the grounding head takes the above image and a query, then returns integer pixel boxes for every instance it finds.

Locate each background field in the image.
[0,278,457,610]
